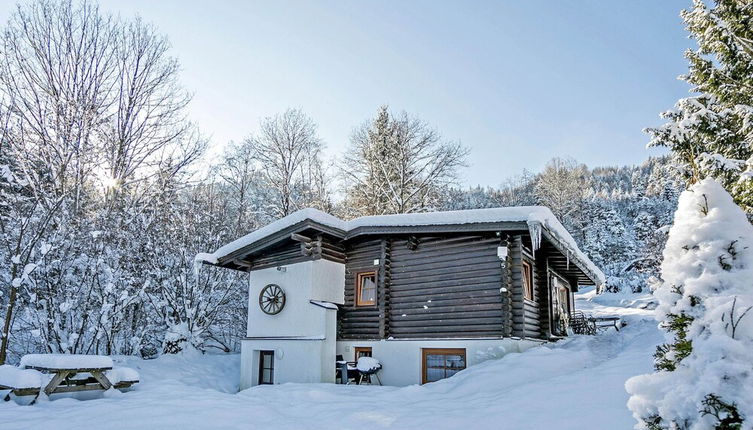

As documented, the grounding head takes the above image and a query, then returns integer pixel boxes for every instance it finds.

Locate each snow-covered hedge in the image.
[626,179,753,429]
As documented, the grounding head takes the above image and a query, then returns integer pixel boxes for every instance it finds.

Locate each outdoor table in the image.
[27,364,115,396]
[0,354,139,402]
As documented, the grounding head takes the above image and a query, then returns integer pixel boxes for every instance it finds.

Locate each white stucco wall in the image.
[240,313,336,389]
[240,259,344,390]
[336,338,545,387]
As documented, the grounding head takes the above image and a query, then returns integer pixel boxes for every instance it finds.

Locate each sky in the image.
[0,1,694,187]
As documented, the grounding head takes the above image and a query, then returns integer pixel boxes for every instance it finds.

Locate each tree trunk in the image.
[0,265,19,365]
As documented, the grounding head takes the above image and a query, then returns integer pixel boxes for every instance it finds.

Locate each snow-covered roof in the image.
[198,207,605,285]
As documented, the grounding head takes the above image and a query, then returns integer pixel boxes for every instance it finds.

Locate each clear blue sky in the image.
[0,1,693,187]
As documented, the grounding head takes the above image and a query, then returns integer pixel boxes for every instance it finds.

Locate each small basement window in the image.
[422,348,466,384]
[356,271,377,306]
[258,350,274,385]
[522,260,534,301]
[354,347,372,361]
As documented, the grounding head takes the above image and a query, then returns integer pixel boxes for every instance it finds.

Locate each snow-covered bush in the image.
[626,178,753,429]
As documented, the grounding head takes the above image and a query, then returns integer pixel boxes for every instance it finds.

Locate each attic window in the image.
[522,260,534,300]
[356,271,377,306]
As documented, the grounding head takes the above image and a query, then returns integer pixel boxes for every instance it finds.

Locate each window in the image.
[356,271,377,306]
[258,350,274,385]
[354,347,372,361]
[422,348,466,384]
[522,260,534,301]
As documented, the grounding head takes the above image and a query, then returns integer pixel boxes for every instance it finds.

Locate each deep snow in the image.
[1,288,659,430]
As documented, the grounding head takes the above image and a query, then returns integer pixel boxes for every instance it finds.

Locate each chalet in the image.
[197,207,604,388]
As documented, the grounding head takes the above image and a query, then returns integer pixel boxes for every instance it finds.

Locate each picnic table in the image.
[0,354,139,403]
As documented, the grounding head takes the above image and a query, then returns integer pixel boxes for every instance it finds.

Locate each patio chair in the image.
[570,310,596,335]
[356,357,382,385]
[335,355,359,384]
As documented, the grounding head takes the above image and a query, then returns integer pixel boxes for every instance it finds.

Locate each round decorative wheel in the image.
[259,284,286,315]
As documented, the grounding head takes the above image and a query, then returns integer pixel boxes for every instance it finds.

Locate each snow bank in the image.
[199,206,605,284]
[20,354,114,369]
[626,178,753,429]
[0,292,657,429]
[0,365,42,388]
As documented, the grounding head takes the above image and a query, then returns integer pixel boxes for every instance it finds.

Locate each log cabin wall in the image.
[385,234,505,339]
[339,238,383,339]
[335,231,563,340]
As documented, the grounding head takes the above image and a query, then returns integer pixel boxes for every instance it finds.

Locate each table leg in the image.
[44,370,71,396]
[90,370,112,390]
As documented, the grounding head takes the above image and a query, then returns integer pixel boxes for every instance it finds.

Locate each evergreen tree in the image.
[341,105,468,217]
[646,0,753,212]
[627,179,753,429]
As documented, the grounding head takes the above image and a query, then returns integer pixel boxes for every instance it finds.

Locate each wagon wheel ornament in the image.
[259,284,286,315]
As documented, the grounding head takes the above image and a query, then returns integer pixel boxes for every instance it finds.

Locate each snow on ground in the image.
[1,289,659,430]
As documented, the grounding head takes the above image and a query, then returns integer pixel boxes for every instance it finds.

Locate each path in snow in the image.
[1,289,661,430]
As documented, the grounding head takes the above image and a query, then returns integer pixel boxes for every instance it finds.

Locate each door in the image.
[550,275,571,336]
[258,350,274,385]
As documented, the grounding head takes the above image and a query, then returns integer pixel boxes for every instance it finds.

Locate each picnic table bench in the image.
[0,354,138,404]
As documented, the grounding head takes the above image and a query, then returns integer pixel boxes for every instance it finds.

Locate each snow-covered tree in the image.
[627,178,753,429]
[534,157,590,239]
[583,200,633,268]
[646,0,753,213]
[341,105,468,217]
[0,0,236,361]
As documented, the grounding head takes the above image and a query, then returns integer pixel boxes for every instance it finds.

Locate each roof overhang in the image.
[199,208,606,287]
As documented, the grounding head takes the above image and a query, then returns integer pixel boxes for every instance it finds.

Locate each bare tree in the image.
[216,140,269,234]
[534,157,590,235]
[342,105,469,216]
[102,17,198,192]
[250,108,328,217]
[0,0,117,206]
[0,0,206,362]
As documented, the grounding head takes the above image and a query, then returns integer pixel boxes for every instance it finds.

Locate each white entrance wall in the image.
[336,338,545,386]
[240,259,344,390]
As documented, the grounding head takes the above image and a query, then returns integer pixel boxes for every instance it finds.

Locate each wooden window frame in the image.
[355,271,377,307]
[258,350,274,385]
[422,348,466,384]
[522,260,534,301]
[354,347,372,361]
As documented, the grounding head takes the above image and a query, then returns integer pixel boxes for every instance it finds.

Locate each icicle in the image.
[526,220,542,254]
[566,249,570,270]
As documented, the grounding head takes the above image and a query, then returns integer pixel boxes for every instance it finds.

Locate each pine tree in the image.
[627,179,753,430]
[646,0,753,212]
[341,106,468,217]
